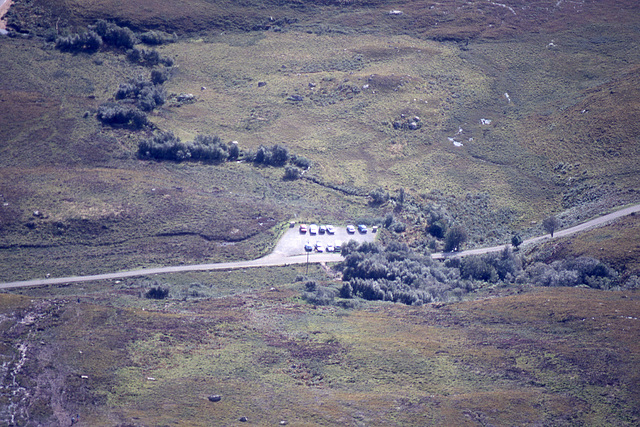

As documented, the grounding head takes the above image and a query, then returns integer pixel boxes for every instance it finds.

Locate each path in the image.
[1,204,638,290]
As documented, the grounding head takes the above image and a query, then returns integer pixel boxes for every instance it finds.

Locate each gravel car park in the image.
[272,223,376,257]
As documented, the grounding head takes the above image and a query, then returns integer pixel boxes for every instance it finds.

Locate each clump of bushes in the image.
[55,30,102,53]
[126,47,174,67]
[139,30,177,45]
[115,75,166,112]
[97,103,148,129]
[138,132,240,163]
[330,241,621,307]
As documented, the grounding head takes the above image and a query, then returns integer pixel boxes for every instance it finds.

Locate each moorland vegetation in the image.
[1,0,640,424]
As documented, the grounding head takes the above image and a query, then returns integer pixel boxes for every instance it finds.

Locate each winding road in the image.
[1,203,638,290]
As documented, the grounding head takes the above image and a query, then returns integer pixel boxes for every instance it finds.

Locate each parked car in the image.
[304,242,314,252]
[326,225,336,234]
[319,225,327,234]
[326,244,335,252]
[346,224,356,234]
[299,224,308,233]
[309,224,319,235]
[315,241,324,252]
[358,224,368,233]
[334,240,342,251]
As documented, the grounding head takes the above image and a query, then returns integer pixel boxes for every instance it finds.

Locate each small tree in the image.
[444,225,467,252]
[511,234,523,249]
[543,216,560,237]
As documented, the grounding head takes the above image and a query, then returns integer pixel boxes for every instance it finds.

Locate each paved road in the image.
[432,203,640,259]
[1,204,638,290]
[0,225,375,290]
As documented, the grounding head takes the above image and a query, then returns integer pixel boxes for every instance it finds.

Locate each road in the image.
[1,204,638,290]
[431,203,640,259]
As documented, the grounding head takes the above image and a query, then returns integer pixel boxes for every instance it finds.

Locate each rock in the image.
[239,416,248,422]
[258,81,267,87]
[208,395,222,402]
[408,121,418,130]
[287,95,304,102]
[177,93,195,103]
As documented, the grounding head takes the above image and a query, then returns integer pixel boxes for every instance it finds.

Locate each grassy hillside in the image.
[1,1,640,424]
[2,280,639,425]
[2,0,639,279]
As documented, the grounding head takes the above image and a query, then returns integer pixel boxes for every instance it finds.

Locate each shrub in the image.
[444,225,468,252]
[253,144,290,167]
[145,286,169,299]
[97,103,148,129]
[55,31,103,53]
[138,132,235,163]
[139,30,177,45]
[369,187,389,205]
[284,165,302,180]
[291,154,311,169]
[93,20,137,49]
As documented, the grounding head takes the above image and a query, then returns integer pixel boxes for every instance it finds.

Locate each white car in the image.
[326,225,336,234]
[319,225,327,234]
[334,240,342,251]
[315,241,324,252]
[346,224,356,234]
[326,244,335,252]
[309,224,319,235]
[299,224,308,233]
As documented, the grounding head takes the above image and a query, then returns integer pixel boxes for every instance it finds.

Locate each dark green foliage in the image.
[284,165,302,180]
[304,281,317,292]
[369,187,389,205]
[97,103,148,128]
[138,132,237,163]
[427,220,448,239]
[511,234,523,248]
[139,30,177,45]
[444,225,468,252]
[543,216,560,237]
[55,31,103,53]
[93,20,137,49]
[290,154,311,170]
[145,286,169,299]
[524,256,617,289]
[151,68,171,85]
[253,144,290,167]
[127,48,174,67]
[116,75,166,112]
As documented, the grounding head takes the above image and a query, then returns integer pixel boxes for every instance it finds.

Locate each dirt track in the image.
[1,204,638,290]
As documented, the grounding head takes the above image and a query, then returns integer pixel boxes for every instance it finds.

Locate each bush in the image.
[444,225,468,252]
[127,48,174,67]
[97,103,148,129]
[145,286,169,299]
[283,165,302,180]
[253,144,290,167]
[115,75,165,112]
[55,31,103,53]
[93,20,137,49]
[369,187,389,205]
[139,30,177,45]
[138,132,236,163]
[291,154,311,169]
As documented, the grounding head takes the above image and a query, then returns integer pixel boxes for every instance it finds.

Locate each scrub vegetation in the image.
[1,0,639,424]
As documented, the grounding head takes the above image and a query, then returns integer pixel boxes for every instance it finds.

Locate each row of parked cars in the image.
[299,223,367,234]
[304,240,342,253]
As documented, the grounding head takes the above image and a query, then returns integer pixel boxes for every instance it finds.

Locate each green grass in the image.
[3,283,639,425]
